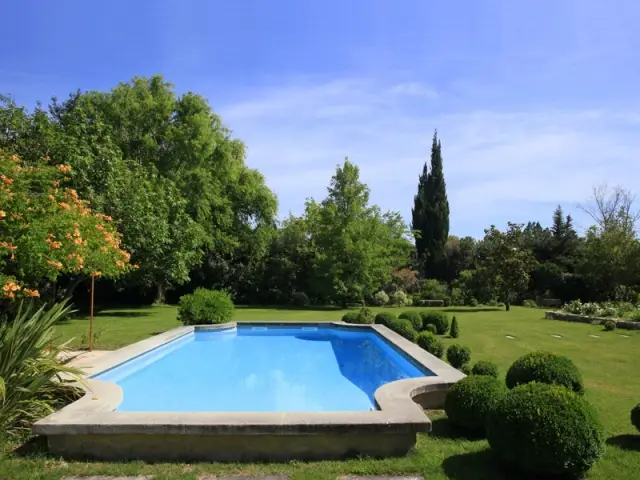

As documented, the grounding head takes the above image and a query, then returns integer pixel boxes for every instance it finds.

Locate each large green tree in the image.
[308,158,412,306]
[411,131,450,278]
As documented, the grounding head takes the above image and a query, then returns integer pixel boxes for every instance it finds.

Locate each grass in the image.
[1,305,639,479]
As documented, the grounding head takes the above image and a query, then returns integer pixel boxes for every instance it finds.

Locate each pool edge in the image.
[33,321,465,461]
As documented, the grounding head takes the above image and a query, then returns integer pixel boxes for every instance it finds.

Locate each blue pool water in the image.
[95,325,433,412]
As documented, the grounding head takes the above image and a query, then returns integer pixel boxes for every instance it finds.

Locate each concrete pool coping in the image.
[33,321,465,460]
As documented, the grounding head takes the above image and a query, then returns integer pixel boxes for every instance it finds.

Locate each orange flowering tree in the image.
[0,151,133,301]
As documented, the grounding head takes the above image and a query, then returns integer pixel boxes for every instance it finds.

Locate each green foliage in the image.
[425,323,437,334]
[522,299,537,308]
[399,311,423,331]
[416,332,444,357]
[412,131,450,277]
[290,292,309,306]
[387,318,418,342]
[486,382,605,477]
[632,403,640,431]
[372,290,389,306]
[506,351,584,394]
[374,311,396,326]
[0,300,81,438]
[388,289,410,306]
[446,344,471,369]
[468,297,479,307]
[449,316,459,338]
[419,278,448,300]
[478,223,537,310]
[486,299,498,307]
[603,320,616,331]
[341,309,372,324]
[177,288,234,325]
[445,375,506,432]
[420,311,449,334]
[471,360,499,378]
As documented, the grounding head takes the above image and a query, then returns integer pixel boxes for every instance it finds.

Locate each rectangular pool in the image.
[95,325,433,412]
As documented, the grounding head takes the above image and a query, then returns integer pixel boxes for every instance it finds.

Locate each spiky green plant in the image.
[0,300,81,439]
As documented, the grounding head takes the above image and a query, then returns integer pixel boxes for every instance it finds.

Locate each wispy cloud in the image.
[217,77,640,236]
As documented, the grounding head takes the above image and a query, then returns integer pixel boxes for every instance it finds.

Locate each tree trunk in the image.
[64,275,88,300]
[505,300,511,311]
[154,283,166,305]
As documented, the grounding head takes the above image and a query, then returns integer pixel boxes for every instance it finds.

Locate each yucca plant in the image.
[0,299,81,439]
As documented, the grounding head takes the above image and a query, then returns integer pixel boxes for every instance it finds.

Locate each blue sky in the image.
[3,0,640,237]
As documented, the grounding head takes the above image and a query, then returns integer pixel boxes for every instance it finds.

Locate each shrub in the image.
[420,311,449,335]
[468,297,479,307]
[505,351,584,394]
[359,307,373,322]
[471,360,499,378]
[416,332,445,358]
[522,299,537,308]
[450,287,465,306]
[445,375,507,432]
[387,318,418,342]
[178,288,235,325]
[425,324,437,334]
[399,311,423,331]
[603,320,616,331]
[486,383,605,477]
[389,290,409,306]
[416,299,445,307]
[0,300,81,438]
[632,403,640,431]
[446,344,471,369]
[600,305,617,317]
[496,302,505,307]
[372,290,389,306]
[374,312,396,326]
[342,310,371,324]
[449,316,459,338]
[460,363,471,375]
[420,278,448,300]
[290,291,309,306]
[487,299,498,307]
[629,310,640,322]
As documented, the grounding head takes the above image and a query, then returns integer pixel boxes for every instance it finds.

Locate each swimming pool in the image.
[95,325,434,412]
[34,321,465,462]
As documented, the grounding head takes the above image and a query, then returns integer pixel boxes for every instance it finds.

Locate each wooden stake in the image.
[89,274,95,352]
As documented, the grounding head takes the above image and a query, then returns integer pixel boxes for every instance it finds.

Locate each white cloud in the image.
[217,78,640,237]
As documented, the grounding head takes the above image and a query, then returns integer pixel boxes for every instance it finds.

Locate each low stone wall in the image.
[545,311,640,330]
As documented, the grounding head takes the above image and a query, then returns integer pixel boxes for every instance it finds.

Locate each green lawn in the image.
[2,306,639,479]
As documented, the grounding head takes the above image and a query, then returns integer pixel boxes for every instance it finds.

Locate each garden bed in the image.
[545,311,640,330]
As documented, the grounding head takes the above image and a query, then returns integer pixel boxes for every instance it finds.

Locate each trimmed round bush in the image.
[460,363,471,375]
[486,382,605,477]
[471,360,499,378]
[425,324,437,334]
[420,311,449,335]
[374,312,396,326]
[387,318,418,342]
[632,403,640,431]
[416,332,445,358]
[446,344,471,369]
[290,291,309,306]
[468,297,479,307]
[399,311,423,331]
[603,320,616,331]
[506,351,584,394]
[445,375,507,431]
[341,311,371,324]
[178,288,235,325]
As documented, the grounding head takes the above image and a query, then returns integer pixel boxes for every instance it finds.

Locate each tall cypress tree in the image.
[411,131,450,277]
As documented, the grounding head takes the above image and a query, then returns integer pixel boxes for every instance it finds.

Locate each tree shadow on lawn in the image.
[442,449,541,480]
[236,305,344,312]
[607,434,640,452]
[444,307,503,313]
[429,418,486,441]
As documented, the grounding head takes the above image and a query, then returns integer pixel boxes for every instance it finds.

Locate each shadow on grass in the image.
[95,310,153,318]
[442,449,540,480]
[429,418,486,441]
[607,434,640,452]
[444,308,503,313]
[236,305,344,312]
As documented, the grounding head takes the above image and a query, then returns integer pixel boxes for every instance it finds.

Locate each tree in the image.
[411,131,450,278]
[478,223,537,310]
[0,151,132,302]
[308,158,412,306]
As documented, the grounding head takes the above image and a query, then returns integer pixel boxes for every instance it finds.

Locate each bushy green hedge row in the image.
[178,288,235,325]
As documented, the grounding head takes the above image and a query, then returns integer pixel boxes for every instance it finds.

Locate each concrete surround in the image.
[34,322,465,461]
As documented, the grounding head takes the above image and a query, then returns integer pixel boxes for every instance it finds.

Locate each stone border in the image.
[545,311,640,330]
[33,321,464,460]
